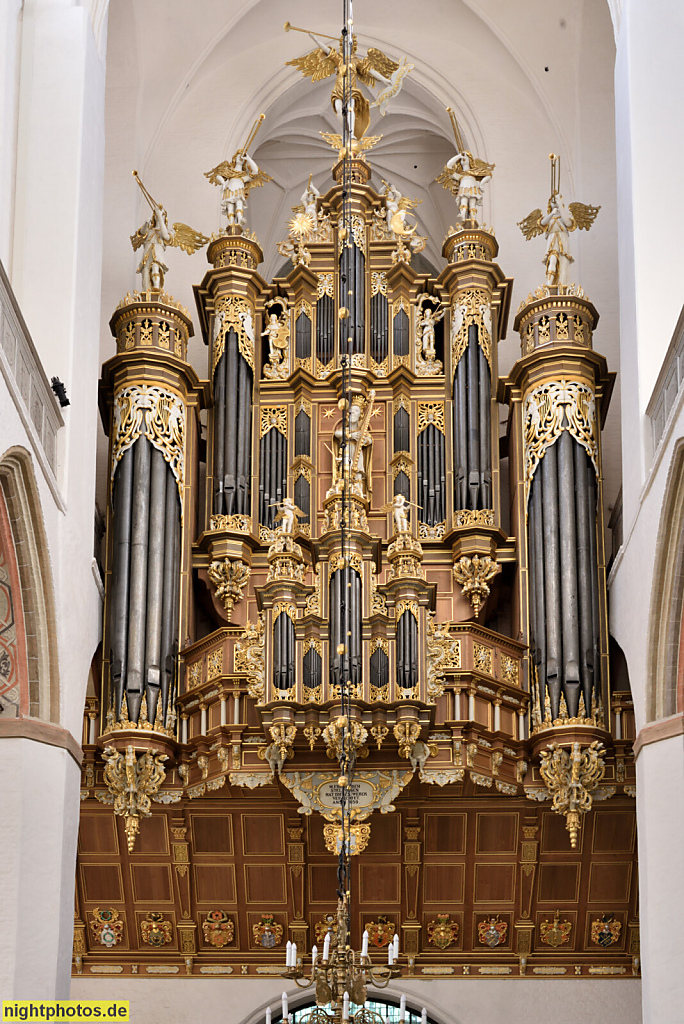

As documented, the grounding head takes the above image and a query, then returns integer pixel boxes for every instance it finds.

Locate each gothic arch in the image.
[646,437,684,720]
[0,446,59,722]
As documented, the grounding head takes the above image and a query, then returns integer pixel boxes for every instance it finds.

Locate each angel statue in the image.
[274,497,305,536]
[301,175,320,231]
[130,171,209,291]
[518,154,600,288]
[382,180,420,237]
[285,22,413,142]
[381,494,421,535]
[261,310,289,379]
[205,114,272,229]
[328,392,375,501]
[435,108,494,225]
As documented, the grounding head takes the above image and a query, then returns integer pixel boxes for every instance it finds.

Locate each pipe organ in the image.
[82,143,636,981]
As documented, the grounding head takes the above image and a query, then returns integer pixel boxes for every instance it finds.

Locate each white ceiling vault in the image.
[100,0,621,508]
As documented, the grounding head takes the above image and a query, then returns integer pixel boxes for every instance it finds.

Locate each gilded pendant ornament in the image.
[452,555,500,616]
[523,379,598,499]
[323,821,372,856]
[111,385,185,501]
[207,559,250,620]
[323,717,369,761]
[102,745,168,853]
[538,741,606,848]
[450,288,493,371]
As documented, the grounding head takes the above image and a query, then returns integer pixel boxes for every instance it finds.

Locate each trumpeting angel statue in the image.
[518,154,600,288]
[130,171,209,291]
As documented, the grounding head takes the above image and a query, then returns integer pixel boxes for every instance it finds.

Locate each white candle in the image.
[421,1009,427,1024]
[400,995,406,1021]
[286,940,292,967]
[361,930,369,957]
[323,933,330,961]
[343,993,350,1021]
[281,993,288,1020]
[292,942,298,967]
[387,944,394,965]
[266,1010,271,1024]
[311,944,317,966]
[393,933,399,958]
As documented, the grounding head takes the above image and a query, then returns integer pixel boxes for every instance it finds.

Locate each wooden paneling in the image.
[473,863,515,903]
[80,864,124,903]
[308,864,339,903]
[423,863,465,903]
[244,864,287,903]
[130,864,173,903]
[541,810,584,853]
[242,814,285,856]
[78,814,119,855]
[475,813,518,854]
[194,863,237,903]
[191,814,233,854]
[424,813,466,855]
[592,811,636,853]
[359,864,400,903]
[537,863,580,903]
[131,814,168,856]
[588,862,632,903]
[365,815,400,855]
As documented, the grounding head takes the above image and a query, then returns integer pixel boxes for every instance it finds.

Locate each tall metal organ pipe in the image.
[108,436,181,727]
[339,243,365,354]
[213,327,253,515]
[452,324,492,510]
[528,434,601,720]
[329,567,362,690]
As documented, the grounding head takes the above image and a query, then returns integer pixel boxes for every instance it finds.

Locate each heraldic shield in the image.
[427,913,459,949]
[591,914,622,947]
[540,910,572,947]
[477,915,508,948]
[252,912,283,948]
[203,909,235,948]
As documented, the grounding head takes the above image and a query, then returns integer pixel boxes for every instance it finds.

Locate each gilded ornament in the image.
[317,273,334,298]
[427,914,459,950]
[426,614,461,702]
[365,917,396,947]
[252,913,283,948]
[500,654,519,685]
[323,719,368,761]
[537,740,605,848]
[202,910,235,948]
[523,379,598,499]
[394,720,420,759]
[89,908,124,948]
[260,406,288,438]
[270,723,297,761]
[111,385,185,503]
[140,912,173,947]
[454,508,495,528]
[234,615,265,702]
[207,559,250,620]
[209,513,252,533]
[453,555,499,617]
[450,288,492,370]
[212,296,257,376]
[323,822,371,856]
[102,745,167,852]
[370,723,389,748]
[419,520,446,540]
[539,911,572,948]
[591,914,622,947]
[478,916,507,948]
[417,402,445,434]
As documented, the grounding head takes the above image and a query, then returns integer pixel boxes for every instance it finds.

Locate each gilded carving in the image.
[234,615,265,702]
[473,642,493,675]
[417,402,445,434]
[213,296,256,374]
[260,406,288,438]
[323,821,371,856]
[207,559,250,620]
[450,288,492,370]
[111,385,185,501]
[426,614,461,701]
[523,379,598,500]
[454,508,495,528]
[538,740,605,847]
[102,745,167,852]
[453,555,499,616]
[140,912,173,947]
[427,914,459,950]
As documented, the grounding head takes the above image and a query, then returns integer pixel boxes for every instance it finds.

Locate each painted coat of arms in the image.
[252,913,283,948]
[591,914,622,947]
[89,908,123,948]
[477,916,508,948]
[427,913,459,950]
[202,910,235,948]
[365,917,396,948]
[140,912,173,947]
[540,910,572,947]
[314,912,338,945]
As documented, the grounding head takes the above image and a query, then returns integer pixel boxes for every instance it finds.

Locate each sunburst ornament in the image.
[289,211,314,237]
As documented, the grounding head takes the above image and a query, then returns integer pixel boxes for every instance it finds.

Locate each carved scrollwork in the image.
[207,559,250,620]
[111,385,185,501]
[213,295,256,374]
[450,288,492,371]
[523,379,598,499]
[234,614,265,702]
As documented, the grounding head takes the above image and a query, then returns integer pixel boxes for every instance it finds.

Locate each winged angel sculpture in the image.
[518,154,600,288]
[130,171,209,291]
[285,22,413,144]
[436,108,494,225]
[205,115,272,229]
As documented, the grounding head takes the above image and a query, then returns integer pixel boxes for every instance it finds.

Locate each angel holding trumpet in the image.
[205,114,272,228]
[380,494,421,535]
[284,21,413,142]
[518,154,600,288]
[435,108,494,225]
[130,171,209,291]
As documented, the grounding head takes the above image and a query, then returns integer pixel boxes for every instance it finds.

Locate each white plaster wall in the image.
[71,977,642,1024]
[636,734,684,1022]
[0,0,22,268]
[0,739,81,998]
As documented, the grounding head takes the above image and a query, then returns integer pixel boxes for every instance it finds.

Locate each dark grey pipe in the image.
[438,430,446,522]
[530,474,547,712]
[456,357,468,508]
[224,330,238,513]
[467,325,480,507]
[144,447,168,718]
[541,441,562,718]
[587,462,601,714]
[574,441,594,714]
[160,475,179,725]
[478,347,491,509]
[238,358,252,514]
[213,352,226,513]
[558,430,580,715]
[269,428,277,526]
[126,435,152,721]
[111,446,134,716]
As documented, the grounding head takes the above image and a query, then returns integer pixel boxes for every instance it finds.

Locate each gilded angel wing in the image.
[357,47,399,85]
[244,168,273,194]
[435,166,459,194]
[129,225,148,251]
[170,222,210,254]
[517,209,544,240]
[398,196,420,210]
[285,47,338,83]
[568,201,601,231]
[204,161,235,186]
[469,156,495,178]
